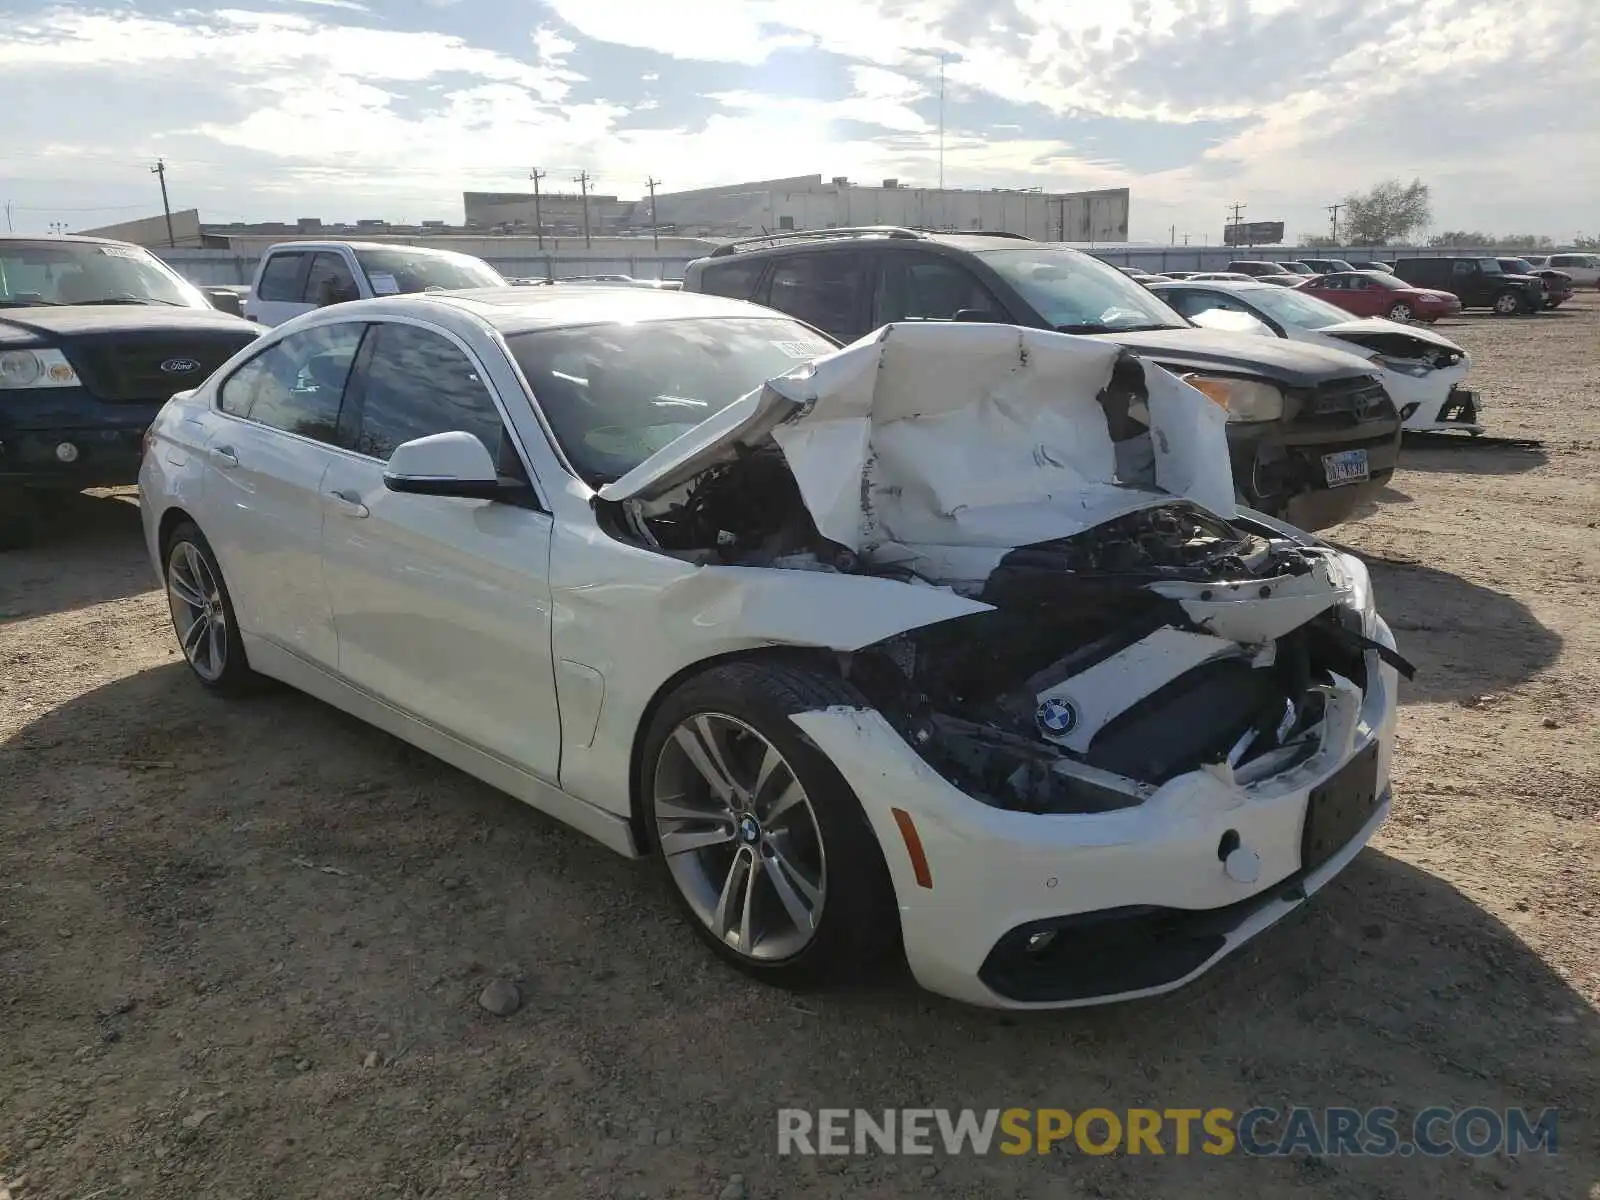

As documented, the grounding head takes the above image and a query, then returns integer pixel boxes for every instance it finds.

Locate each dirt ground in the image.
[2,297,1597,1200]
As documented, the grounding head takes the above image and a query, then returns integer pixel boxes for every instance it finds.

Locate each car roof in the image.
[1152,279,1278,295]
[0,232,140,248]
[314,285,786,335]
[262,240,473,254]
[696,225,1053,263]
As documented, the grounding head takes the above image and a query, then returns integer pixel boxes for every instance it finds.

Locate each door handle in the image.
[212,445,238,468]
[327,488,369,518]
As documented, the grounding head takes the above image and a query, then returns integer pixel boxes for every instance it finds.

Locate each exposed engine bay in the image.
[595,322,1412,816]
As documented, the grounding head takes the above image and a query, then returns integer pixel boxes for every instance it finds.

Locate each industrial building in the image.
[74,174,1131,263]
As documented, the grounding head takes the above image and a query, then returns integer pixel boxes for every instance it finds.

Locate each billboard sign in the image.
[1224,220,1286,247]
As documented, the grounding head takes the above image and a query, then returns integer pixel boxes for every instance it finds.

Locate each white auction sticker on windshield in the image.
[772,341,819,359]
[96,245,146,260]
[369,272,400,295]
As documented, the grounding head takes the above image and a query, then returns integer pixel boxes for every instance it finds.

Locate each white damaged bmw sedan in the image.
[139,286,1408,1009]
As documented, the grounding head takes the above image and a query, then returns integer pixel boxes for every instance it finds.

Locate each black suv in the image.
[1391,257,1544,315]
[683,227,1401,531]
[1,235,260,547]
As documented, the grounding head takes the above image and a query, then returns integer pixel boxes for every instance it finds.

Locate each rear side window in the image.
[696,259,765,300]
[349,323,507,462]
[217,323,365,444]
[257,252,308,302]
[758,251,866,340]
[302,252,361,305]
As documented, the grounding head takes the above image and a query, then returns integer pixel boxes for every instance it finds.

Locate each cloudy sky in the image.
[1,0,1596,241]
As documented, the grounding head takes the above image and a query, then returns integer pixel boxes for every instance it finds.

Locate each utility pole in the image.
[1169,223,1176,245]
[646,176,661,250]
[1326,201,1343,245]
[937,52,946,192]
[573,170,592,249]
[3,201,12,233]
[151,158,175,247]
[1227,201,1245,249]
[528,168,546,250]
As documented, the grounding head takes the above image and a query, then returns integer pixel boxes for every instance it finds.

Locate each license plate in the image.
[1322,448,1369,487]
[1301,743,1381,873]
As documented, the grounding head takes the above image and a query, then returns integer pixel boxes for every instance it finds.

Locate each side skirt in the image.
[244,634,644,859]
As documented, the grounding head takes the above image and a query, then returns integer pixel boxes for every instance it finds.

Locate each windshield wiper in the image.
[0,299,64,308]
[1057,321,1186,334]
[67,296,185,307]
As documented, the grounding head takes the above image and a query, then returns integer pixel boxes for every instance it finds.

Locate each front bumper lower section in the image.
[790,615,1401,1009]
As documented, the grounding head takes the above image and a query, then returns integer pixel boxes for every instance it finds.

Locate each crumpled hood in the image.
[601,322,1238,584]
[1318,317,1464,351]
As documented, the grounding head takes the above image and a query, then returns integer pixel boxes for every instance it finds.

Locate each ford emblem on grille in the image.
[160,357,201,374]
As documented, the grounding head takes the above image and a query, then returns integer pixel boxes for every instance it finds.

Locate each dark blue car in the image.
[1,235,259,547]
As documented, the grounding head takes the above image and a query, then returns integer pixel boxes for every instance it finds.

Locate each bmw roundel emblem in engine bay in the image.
[1035,696,1079,737]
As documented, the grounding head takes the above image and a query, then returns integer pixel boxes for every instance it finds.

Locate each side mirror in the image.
[202,287,244,316]
[383,432,502,499]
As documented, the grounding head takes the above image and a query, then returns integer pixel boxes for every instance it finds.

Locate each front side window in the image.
[874,253,1004,325]
[977,246,1187,332]
[1477,259,1503,274]
[350,323,506,462]
[0,239,207,309]
[303,252,361,305]
[506,317,834,486]
[351,248,503,296]
[1452,261,1473,275]
[257,252,309,302]
[760,251,866,339]
[217,322,365,443]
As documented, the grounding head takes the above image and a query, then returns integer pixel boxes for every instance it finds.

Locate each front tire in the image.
[641,659,900,989]
[1386,302,1413,322]
[1491,290,1521,316]
[163,521,258,694]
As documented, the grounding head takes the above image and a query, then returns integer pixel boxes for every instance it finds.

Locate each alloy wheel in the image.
[652,712,827,961]
[1388,303,1412,322]
[166,540,228,682]
[1493,293,1519,315]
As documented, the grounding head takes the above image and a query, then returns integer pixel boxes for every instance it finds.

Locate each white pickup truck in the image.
[241,240,506,326]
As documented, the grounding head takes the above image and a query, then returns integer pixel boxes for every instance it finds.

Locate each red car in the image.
[1296,270,1461,323]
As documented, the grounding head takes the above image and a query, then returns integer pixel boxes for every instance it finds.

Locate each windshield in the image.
[976,247,1188,332]
[1239,286,1355,330]
[1278,263,1315,274]
[1366,273,1410,290]
[1502,259,1535,274]
[0,239,207,308]
[352,247,504,295]
[1477,259,1503,274]
[507,317,836,486]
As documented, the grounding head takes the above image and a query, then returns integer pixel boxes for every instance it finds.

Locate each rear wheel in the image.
[163,521,258,693]
[642,660,900,989]
[1491,290,1521,316]
[1386,302,1413,322]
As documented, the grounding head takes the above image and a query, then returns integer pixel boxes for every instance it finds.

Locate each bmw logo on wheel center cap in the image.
[738,815,761,844]
[1035,696,1079,736]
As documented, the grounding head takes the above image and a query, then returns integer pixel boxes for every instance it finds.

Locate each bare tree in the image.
[1428,229,1494,247]
[1341,178,1431,244]
[1298,233,1338,248]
